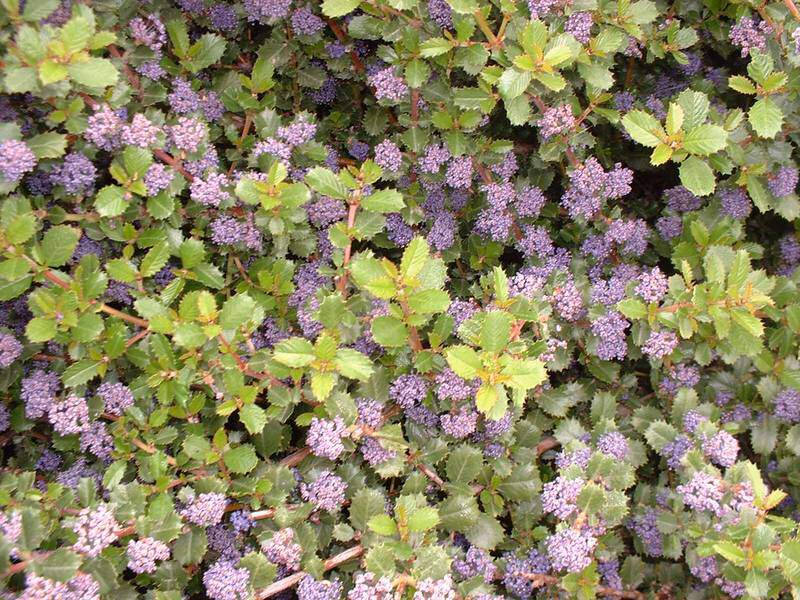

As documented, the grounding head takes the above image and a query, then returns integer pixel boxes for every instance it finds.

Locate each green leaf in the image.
[420,38,452,57]
[682,124,727,156]
[371,315,408,347]
[465,512,504,550]
[621,110,664,147]
[577,62,614,89]
[480,311,511,353]
[32,549,81,582]
[140,242,170,278]
[643,420,677,452]
[577,482,606,514]
[305,167,349,199]
[239,553,276,588]
[350,488,385,530]
[407,507,439,532]
[22,0,59,21]
[40,225,79,267]
[321,0,361,17]
[616,297,647,319]
[240,404,267,435]
[223,444,258,473]
[67,58,119,88]
[185,34,226,73]
[27,132,67,159]
[445,345,482,379]
[39,60,68,85]
[61,359,102,387]
[400,236,429,280]
[675,89,710,130]
[173,528,208,566]
[405,59,430,88]
[166,19,190,58]
[274,337,316,367]
[361,189,404,213]
[26,316,56,342]
[367,514,398,536]
[95,185,128,217]
[446,444,483,483]
[219,293,257,330]
[61,16,92,53]
[334,348,374,380]
[748,97,783,139]
[497,69,532,101]
[679,156,715,196]
[728,75,757,94]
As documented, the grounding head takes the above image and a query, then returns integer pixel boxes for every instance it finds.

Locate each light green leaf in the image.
[748,97,783,139]
[445,345,482,379]
[305,167,350,199]
[223,445,258,473]
[361,189,404,213]
[67,58,119,88]
[679,156,715,196]
[322,0,361,17]
[40,224,79,266]
[683,124,727,156]
[334,348,374,380]
[621,110,664,147]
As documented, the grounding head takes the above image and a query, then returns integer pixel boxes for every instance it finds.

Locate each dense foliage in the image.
[3,0,800,597]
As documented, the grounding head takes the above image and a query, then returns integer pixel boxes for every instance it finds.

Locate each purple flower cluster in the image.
[591,312,629,360]
[453,546,497,582]
[50,152,97,194]
[181,492,228,526]
[389,373,429,409]
[597,431,629,459]
[307,416,348,460]
[203,560,250,600]
[546,527,597,572]
[72,504,119,557]
[0,332,22,367]
[565,12,593,43]
[677,471,724,514]
[298,575,343,600]
[719,188,752,220]
[368,67,409,102]
[629,508,663,556]
[48,395,90,435]
[642,330,679,359]
[190,172,231,206]
[412,575,456,600]
[0,139,36,183]
[262,527,303,571]
[291,8,325,35]
[127,536,170,573]
[85,105,124,151]
[300,470,347,511]
[542,476,584,519]
[635,267,668,303]
[97,381,134,416]
[774,389,800,422]
[701,430,738,468]
[347,572,393,599]
[729,16,771,57]
[539,104,575,139]
[561,158,633,220]
[769,166,798,197]
[440,409,479,438]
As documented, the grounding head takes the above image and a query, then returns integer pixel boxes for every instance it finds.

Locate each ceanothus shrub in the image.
[2,0,800,597]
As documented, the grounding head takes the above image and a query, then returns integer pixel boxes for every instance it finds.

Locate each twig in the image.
[324,18,364,73]
[130,437,178,466]
[256,545,364,599]
[785,0,800,20]
[108,45,143,101]
[522,573,645,599]
[335,195,360,296]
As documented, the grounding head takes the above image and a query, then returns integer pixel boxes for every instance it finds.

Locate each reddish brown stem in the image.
[324,18,364,73]
[108,45,143,100]
[785,0,800,20]
[256,545,364,599]
[153,148,194,183]
[523,573,644,599]
[335,200,359,296]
